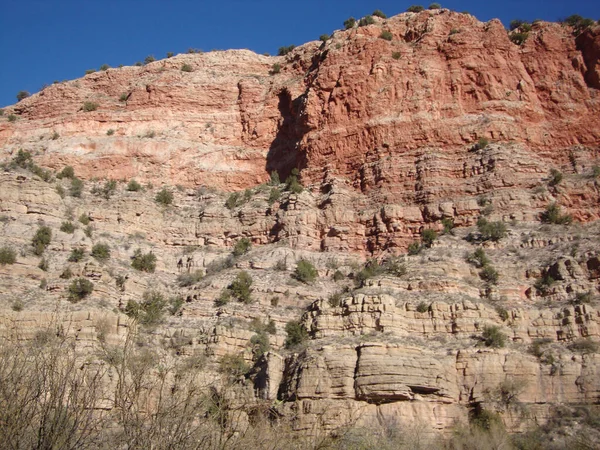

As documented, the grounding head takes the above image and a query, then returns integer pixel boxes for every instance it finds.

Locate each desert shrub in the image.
[233,237,251,257]
[450,28,460,35]
[0,109,3,116]
[408,241,421,255]
[510,32,529,45]
[84,226,93,238]
[421,228,437,248]
[268,187,281,205]
[468,248,490,268]
[106,129,115,136]
[32,226,52,255]
[285,168,303,194]
[250,332,270,360]
[428,3,441,9]
[225,192,242,209]
[470,407,504,431]
[67,278,94,302]
[392,51,402,59]
[332,270,345,282]
[177,270,204,287]
[166,51,174,58]
[0,246,17,265]
[270,63,281,75]
[144,55,156,64]
[12,149,32,168]
[277,45,295,56]
[591,165,600,178]
[127,179,142,191]
[125,290,167,326]
[7,114,17,122]
[119,93,128,102]
[60,221,75,233]
[99,64,110,71]
[496,306,509,322]
[382,257,406,277]
[379,30,393,41]
[477,218,507,241]
[155,187,173,205]
[344,17,356,29]
[91,179,117,199]
[476,137,489,149]
[91,243,110,261]
[38,257,49,271]
[82,102,99,112]
[294,259,318,283]
[11,300,24,311]
[359,15,375,27]
[416,302,429,313]
[480,265,499,284]
[16,90,30,101]
[215,290,231,307]
[85,69,96,74]
[574,291,593,305]
[181,64,193,72]
[50,131,60,140]
[529,338,552,358]
[70,177,84,197]
[482,325,507,348]
[541,203,572,224]
[510,19,527,30]
[548,168,563,187]
[269,170,281,185]
[372,9,387,18]
[534,274,555,295]
[56,166,75,179]
[563,14,596,34]
[60,267,73,279]
[319,34,330,42]
[568,339,599,354]
[68,248,85,262]
[229,271,253,303]
[55,184,65,198]
[328,292,343,308]
[407,5,425,12]
[218,353,249,378]
[131,249,156,272]
[78,213,90,225]
[442,217,454,234]
[285,320,308,348]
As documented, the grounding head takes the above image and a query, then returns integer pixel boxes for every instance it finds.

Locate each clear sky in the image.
[0,0,598,108]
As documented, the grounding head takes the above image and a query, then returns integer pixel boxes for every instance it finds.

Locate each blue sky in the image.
[0,0,598,108]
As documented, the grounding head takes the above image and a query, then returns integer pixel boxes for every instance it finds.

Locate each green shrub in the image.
[534,274,555,295]
[480,265,499,284]
[229,271,253,303]
[218,353,249,378]
[78,213,90,225]
[82,102,99,112]
[548,168,563,186]
[68,278,94,302]
[51,131,60,140]
[421,229,437,248]
[277,45,295,56]
[176,270,204,287]
[92,179,117,199]
[127,179,142,191]
[60,221,76,233]
[496,306,509,322]
[344,17,356,29]
[56,166,75,179]
[379,30,393,41]
[591,166,600,178]
[477,218,507,241]
[509,19,527,30]
[294,259,318,283]
[215,289,231,307]
[510,32,529,45]
[155,187,173,205]
[16,91,30,101]
[541,203,572,224]
[0,246,17,265]
[166,52,174,58]
[60,267,73,279]
[13,149,32,168]
[269,170,281,185]
[442,217,454,234]
[106,129,115,136]
[68,248,85,262]
[467,248,490,268]
[32,225,52,255]
[328,292,343,307]
[477,137,489,149]
[372,9,387,18]
[233,237,251,257]
[392,51,402,60]
[449,28,460,35]
[482,325,507,348]
[285,168,303,194]
[529,338,552,358]
[125,290,167,326]
[470,407,504,431]
[38,257,49,271]
[408,241,421,255]
[7,114,17,122]
[99,64,110,71]
[91,243,110,261]
[119,93,128,102]
[144,55,156,64]
[358,15,375,27]
[84,226,93,238]
[131,249,156,272]
[416,302,429,313]
[428,3,441,9]
[225,192,241,209]
[181,63,193,72]
[250,332,270,360]
[355,259,384,286]
[268,187,281,205]
[333,270,345,282]
[285,320,308,348]
[270,63,281,75]
[568,339,599,354]
[563,15,596,34]
[407,5,425,12]
[70,177,84,197]
[0,109,3,116]
[319,34,330,42]
[85,69,96,75]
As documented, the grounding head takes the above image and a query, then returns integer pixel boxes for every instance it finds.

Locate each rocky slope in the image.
[0,8,600,445]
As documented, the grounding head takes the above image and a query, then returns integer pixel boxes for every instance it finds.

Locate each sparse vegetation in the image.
[228,271,253,304]
[344,17,357,29]
[421,229,437,248]
[218,353,249,378]
[60,221,76,233]
[7,114,17,122]
[68,248,85,262]
[428,3,441,9]
[82,102,99,112]
[510,32,529,45]
[541,203,572,225]
[56,166,75,179]
[155,187,173,205]
[0,246,17,265]
[285,168,303,194]
[372,9,387,18]
[91,179,117,199]
[294,259,318,283]
[319,34,330,42]
[379,30,393,41]
[127,179,142,191]
[285,320,308,348]
[67,278,94,302]
[130,249,156,272]
[70,178,84,197]
[181,64,193,72]
[358,15,375,27]
[91,243,110,261]
[392,51,402,60]
[277,45,295,56]
[16,91,30,101]
[32,225,52,255]
[407,5,425,13]
[482,325,507,348]
[416,302,429,313]
[125,290,167,326]
[233,237,251,257]
[144,55,156,64]
[477,218,507,241]
[548,168,563,187]
[176,270,204,287]
[270,63,281,75]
